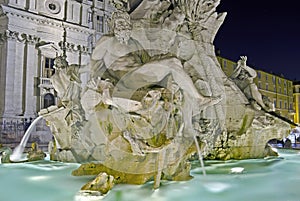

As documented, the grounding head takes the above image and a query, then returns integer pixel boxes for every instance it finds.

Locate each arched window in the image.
[43,93,55,108]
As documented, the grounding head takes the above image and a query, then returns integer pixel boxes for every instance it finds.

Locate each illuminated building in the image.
[217,56,295,122]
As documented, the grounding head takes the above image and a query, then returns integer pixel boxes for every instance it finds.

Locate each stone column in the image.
[24,34,40,118]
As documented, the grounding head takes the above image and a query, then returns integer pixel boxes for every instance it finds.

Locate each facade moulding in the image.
[62,20,95,35]
[2,5,95,35]
[0,30,40,44]
[58,41,89,54]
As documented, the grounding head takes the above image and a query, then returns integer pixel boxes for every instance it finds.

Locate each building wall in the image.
[293,82,300,124]
[217,56,295,122]
[255,71,294,119]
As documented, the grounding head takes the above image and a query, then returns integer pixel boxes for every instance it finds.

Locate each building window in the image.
[223,60,227,68]
[279,100,282,109]
[272,76,275,84]
[290,103,293,110]
[96,15,104,32]
[43,57,55,78]
[278,79,281,84]
[257,72,261,79]
[88,10,92,23]
[285,102,287,109]
[43,93,55,108]
[274,100,276,108]
[258,82,261,89]
[266,83,268,91]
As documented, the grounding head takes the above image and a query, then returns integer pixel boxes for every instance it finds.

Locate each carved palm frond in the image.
[174,0,202,22]
[174,0,219,23]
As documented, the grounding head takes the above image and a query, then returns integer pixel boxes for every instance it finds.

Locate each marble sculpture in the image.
[39,0,291,191]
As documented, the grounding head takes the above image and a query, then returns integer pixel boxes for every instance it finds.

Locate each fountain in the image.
[10,116,44,162]
[5,0,293,198]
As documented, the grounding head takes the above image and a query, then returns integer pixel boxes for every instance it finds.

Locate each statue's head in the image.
[109,0,128,11]
[111,11,132,44]
[54,56,68,69]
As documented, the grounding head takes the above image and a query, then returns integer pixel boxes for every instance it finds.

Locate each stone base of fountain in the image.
[27,142,46,162]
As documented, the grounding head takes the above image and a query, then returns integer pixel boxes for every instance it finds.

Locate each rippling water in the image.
[0,149,299,201]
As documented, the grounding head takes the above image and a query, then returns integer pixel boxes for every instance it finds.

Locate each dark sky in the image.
[214,1,300,81]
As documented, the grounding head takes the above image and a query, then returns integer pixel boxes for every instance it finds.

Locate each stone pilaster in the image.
[2,30,17,118]
[0,34,5,115]
[23,34,40,117]
[13,37,26,115]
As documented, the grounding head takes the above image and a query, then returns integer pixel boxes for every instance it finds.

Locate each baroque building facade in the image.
[0,0,114,147]
[217,56,295,123]
[0,0,114,121]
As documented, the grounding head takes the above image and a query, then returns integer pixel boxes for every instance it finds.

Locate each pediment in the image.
[37,42,62,58]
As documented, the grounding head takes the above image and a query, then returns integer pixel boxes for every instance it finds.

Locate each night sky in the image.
[214,1,300,81]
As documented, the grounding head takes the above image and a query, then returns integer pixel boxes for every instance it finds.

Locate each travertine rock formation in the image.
[40,0,291,190]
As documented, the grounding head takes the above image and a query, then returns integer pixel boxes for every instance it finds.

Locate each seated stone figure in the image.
[50,55,85,139]
[230,56,270,111]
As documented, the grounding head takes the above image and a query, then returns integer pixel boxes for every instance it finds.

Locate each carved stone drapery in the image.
[58,41,89,54]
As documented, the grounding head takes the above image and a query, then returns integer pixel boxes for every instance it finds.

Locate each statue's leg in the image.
[248,84,266,109]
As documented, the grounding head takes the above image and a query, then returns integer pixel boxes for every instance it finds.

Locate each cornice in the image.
[63,22,95,35]
[1,5,94,35]
[0,29,89,53]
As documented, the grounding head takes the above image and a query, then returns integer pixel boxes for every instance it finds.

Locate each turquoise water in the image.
[1,149,300,201]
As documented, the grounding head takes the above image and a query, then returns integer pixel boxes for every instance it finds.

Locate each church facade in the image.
[0,0,113,122]
[0,0,113,147]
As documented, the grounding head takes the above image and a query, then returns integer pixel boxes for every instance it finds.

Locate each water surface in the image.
[0,149,299,201]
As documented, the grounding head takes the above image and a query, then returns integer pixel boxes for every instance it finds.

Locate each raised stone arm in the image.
[230,56,257,81]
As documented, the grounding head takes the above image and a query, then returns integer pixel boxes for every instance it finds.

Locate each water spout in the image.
[10,116,43,162]
[153,149,166,189]
[193,135,206,176]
